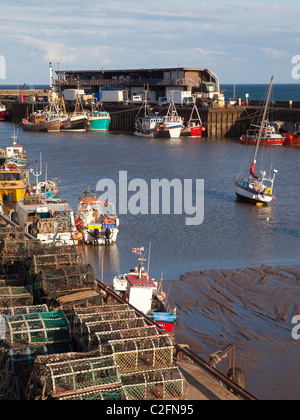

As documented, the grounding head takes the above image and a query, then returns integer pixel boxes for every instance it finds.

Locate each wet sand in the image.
[168,265,300,400]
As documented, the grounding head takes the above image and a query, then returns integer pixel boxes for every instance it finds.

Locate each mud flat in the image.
[168,265,300,400]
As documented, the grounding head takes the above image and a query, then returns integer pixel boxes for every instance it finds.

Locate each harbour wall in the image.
[5,101,300,138]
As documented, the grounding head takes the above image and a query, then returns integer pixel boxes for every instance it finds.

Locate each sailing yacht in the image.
[235,76,278,204]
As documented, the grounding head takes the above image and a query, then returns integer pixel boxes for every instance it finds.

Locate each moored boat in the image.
[21,112,61,133]
[181,104,205,138]
[134,95,183,139]
[87,105,111,131]
[11,194,78,245]
[240,123,285,146]
[235,76,279,204]
[2,130,28,168]
[75,185,119,245]
[0,167,29,215]
[0,103,8,121]
[113,247,178,333]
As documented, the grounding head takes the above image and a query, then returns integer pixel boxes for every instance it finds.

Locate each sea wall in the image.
[5,101,300,138]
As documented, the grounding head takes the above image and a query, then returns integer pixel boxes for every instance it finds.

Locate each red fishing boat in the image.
[181,104,206,138]
[0,103,8,121]
[240,123,285,146]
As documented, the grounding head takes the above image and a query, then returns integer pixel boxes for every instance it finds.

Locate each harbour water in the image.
[0,120,299,399]
[0,121,299,282]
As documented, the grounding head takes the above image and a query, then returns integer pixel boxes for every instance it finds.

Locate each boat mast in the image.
[253,76,274,163]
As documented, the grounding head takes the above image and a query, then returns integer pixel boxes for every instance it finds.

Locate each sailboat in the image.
[235,76,278,204]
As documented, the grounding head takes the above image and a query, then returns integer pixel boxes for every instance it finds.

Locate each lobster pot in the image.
[73,309,137,335]
[0,286,33,308]
[104,335,174,371]
[4,310,71,347]
[0,225,25,241]
[25,244,85,274]
[70,304,129,329]
[32,354,120,398]
[121,367,184,400]
[35,264,96,299]
[1,343,73,400]
[0,239,27,264]
[57,386,128,401]
[75,317,147,352]
[0,304,48,316]
[95,325,160,347]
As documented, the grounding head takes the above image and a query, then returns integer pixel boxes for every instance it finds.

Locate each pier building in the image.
[53,67,220,102]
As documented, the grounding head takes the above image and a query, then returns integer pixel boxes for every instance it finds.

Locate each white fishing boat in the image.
[134,91,183,139]
[112,247,178,332]
[11,195,78,245]
[0,103,8,121]
[235,76,278,204]
[29,157,60,200]
[75,185,119,245]
[0,130,28,168]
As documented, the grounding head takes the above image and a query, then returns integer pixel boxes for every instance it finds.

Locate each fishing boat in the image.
[59,97,87,132]
[134,95,183,139]
[240,122,285,146]
[1,130,28,168]
[235,76,278,204]
[0,167,29,215]
[113,247,178,333]
[29,156,60,200]
[0,103,8,121]
[181,104,206,138]
[11,194,78,245]
[21,111,61,133]
[87,104,111,131]
[75,185,119,245]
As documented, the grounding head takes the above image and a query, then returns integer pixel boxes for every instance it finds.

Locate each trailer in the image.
[101,90,128,103]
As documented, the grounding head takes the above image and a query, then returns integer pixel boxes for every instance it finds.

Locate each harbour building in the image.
[54,67,220,103]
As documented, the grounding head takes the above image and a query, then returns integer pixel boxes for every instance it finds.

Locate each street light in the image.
[231,77,236,100]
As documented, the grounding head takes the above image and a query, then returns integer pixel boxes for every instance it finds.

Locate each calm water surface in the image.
[0,121,300,283]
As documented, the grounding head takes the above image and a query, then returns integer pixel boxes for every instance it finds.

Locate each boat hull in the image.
[61,117,87,132]
[5,158,28,168]
[87,117,111,131]
[240,135,285,146]
[0,111,6,121]
[21,119,60,133]
[235,183,273,204]
[181,125,205,138]
[283,133,300,146]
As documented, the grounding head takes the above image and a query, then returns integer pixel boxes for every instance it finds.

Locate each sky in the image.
[1,0,300,85]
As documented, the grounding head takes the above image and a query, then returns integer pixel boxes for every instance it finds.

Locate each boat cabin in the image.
[125,273,156,315]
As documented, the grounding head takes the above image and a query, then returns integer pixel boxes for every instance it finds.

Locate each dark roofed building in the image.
[54,67,220,102]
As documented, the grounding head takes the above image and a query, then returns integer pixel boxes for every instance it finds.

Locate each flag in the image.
[132,247,146,256]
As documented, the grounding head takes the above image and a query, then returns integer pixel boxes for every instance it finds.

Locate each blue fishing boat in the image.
[87,104,111,131]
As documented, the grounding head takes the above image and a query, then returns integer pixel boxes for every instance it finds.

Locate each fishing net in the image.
[120,367,184,400]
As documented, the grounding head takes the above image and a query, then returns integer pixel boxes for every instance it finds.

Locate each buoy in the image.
[256,202,263,207]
